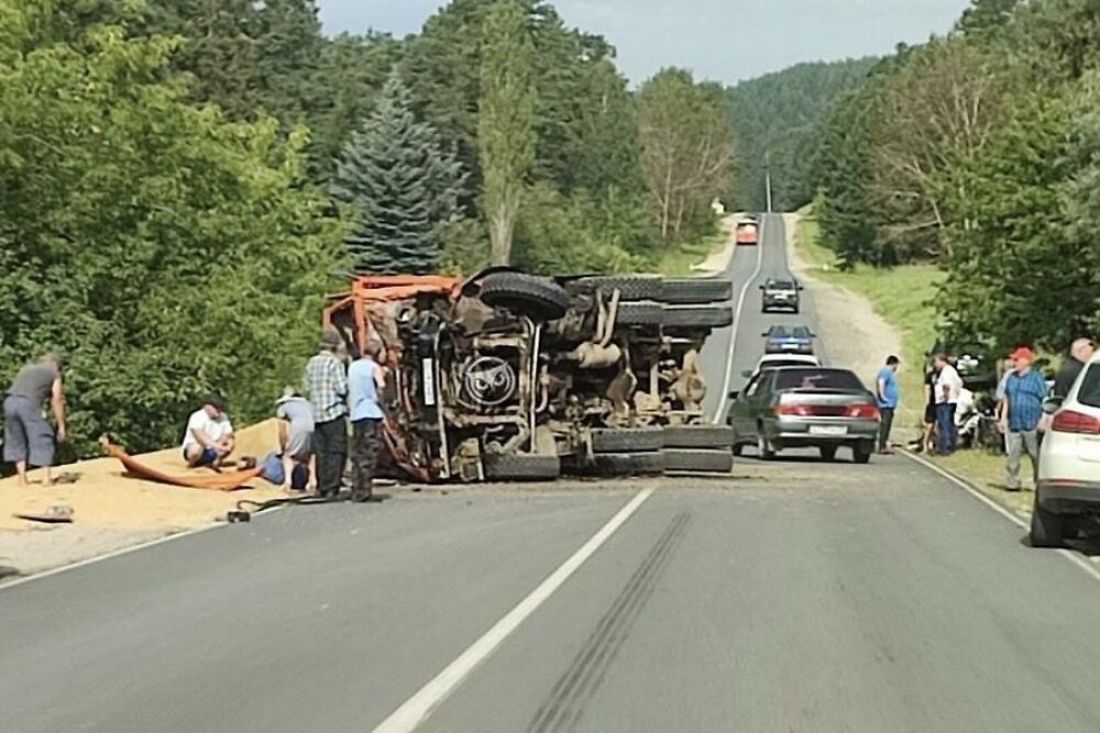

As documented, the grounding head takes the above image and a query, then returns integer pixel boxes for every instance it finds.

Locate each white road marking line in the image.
[371,488,656,733]
[901,451,1100,584]
[712,217,767,425]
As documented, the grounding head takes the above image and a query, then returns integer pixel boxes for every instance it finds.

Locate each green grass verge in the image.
[795,207,943,429]
[656,229,727,277]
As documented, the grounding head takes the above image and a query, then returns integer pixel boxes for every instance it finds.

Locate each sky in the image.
[317,0,973,85]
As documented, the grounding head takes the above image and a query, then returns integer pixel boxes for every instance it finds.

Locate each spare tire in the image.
[662,304,733,329]
[479,272,570,321]
[663,425,736,449]
[483,453,561,481]
[590,427,664,453]
[663,449,733,474]
[569,275,662,302]
[616,301,664,326]
[588,451,665,477]
[662,278,732,304]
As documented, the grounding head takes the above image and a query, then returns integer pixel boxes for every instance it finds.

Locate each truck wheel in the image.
[569,275,662,302]
[616,301,664,326]
[663,425,736,450]
[661,278,732,304]
[483,453,561,481]
[479,272,570,321]
[663,449,733,474]
[589,451,665,477]
[591,427,664,453]
[853,442,873,464]
[1029,495,1066,548]
[662,305,733,329]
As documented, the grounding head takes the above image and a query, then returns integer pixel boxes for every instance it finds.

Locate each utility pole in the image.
[764,150,773,214]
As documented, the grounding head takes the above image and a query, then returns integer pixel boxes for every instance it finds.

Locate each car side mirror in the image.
[728,390,740,400]
[797,285,805,291]
[1043,396,1064,415]
[761,332,769,338]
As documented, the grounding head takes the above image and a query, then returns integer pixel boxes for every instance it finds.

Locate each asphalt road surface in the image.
[8,216,1100,732]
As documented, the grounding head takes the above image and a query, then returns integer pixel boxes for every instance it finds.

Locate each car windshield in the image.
[792,327,812,339]
[770,281,795,290]
[762,359,813,369]
[1078,365,1100,408]
[766,326,789,338]
[774,368,864,391]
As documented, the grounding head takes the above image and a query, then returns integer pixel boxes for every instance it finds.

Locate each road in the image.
[8,215,1100,732]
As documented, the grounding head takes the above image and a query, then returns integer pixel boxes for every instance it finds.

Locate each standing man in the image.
[875,355,901,454]
[181,392,235,468]
[1000,347,1047,491]
[305,329,349,499]
[348,340,386,503]
[933,353,963,456]
[3,354,66,487]
[1054,338,1095,399]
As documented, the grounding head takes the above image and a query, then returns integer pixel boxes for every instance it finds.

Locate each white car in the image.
[1030,354,1100,547]
[741,353,821,379]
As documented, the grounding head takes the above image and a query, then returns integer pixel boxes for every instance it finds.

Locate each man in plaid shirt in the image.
[305,330,349,498]
[1000,346,1047,492]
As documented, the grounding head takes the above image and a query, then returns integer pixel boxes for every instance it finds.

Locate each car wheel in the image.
[756,430,776,460]
[853,442,873,464]
[819,445,838,461]
[1029,494,1066,548]
[732,442,743,457]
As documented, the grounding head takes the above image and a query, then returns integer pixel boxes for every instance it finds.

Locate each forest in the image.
[812,0,1100,354]
[0,0,736,455]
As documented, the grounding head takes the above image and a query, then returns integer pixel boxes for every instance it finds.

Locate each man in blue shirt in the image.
[348,340,387,503]
[875,355,901,454]
[1000,346,1047,491]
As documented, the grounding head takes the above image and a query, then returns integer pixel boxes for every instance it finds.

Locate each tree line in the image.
[0,0,735,456]
[813,0,1100,354]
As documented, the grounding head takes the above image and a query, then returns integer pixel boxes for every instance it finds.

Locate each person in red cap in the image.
[999,346,1047,491]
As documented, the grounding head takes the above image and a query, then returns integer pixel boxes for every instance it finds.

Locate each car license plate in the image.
[810,425,847,436]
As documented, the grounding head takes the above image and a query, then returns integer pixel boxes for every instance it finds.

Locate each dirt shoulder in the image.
[783,213,906,413]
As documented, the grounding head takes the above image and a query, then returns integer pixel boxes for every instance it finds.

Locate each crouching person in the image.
[182,392,234,468]
[275,387,314,493]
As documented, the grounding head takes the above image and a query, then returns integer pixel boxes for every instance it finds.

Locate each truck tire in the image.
[663,449,733,473]
[589,451,665,477]
[663,425,736,449]
[616,301,664,326]
[591,427,664,454]
[483,453,561,481]
[479,272,570,321]
[1029,495,1066,548]
[662,305,733,329]
[570,275,662,302]
[661,278,732,304]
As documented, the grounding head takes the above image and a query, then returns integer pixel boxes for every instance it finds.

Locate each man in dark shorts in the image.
[4,354,67,487]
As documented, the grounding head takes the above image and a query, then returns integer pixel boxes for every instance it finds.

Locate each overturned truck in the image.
[323,270,735,482]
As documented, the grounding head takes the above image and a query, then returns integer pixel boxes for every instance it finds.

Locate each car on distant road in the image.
[926,340,997,392]
[760,278,802,313]
[1030,353,1100,548]
[741,353,821,380]
[736,219,759,246]
[763,325,815,355]
[727,367,880,462]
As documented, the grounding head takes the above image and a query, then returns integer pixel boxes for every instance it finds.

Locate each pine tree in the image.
[332,73,466,275]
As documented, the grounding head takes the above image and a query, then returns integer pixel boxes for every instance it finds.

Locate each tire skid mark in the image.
[527,512,693,733]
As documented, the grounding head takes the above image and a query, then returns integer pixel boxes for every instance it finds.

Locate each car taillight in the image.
[776,404,814,416]
[1051,409,1100,434]
[846,404,880,420]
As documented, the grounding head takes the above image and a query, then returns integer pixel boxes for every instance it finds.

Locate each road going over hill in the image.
[8,217,1100,732]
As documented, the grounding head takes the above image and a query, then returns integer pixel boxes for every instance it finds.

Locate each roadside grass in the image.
[795,207,1041,518]
[656,229,727,277]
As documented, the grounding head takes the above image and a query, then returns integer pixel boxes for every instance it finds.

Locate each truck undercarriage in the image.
[323,270,735,482]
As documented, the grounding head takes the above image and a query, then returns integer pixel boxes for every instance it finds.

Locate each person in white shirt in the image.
[933,354,963,455]
[181,392,235,468]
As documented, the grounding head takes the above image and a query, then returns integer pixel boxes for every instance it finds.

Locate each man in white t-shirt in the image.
[181,392,235,468]
[933,354,963,455]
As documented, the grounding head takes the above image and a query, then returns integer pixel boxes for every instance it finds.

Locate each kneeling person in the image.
[182,393,235,468]
[276,387,314,492]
